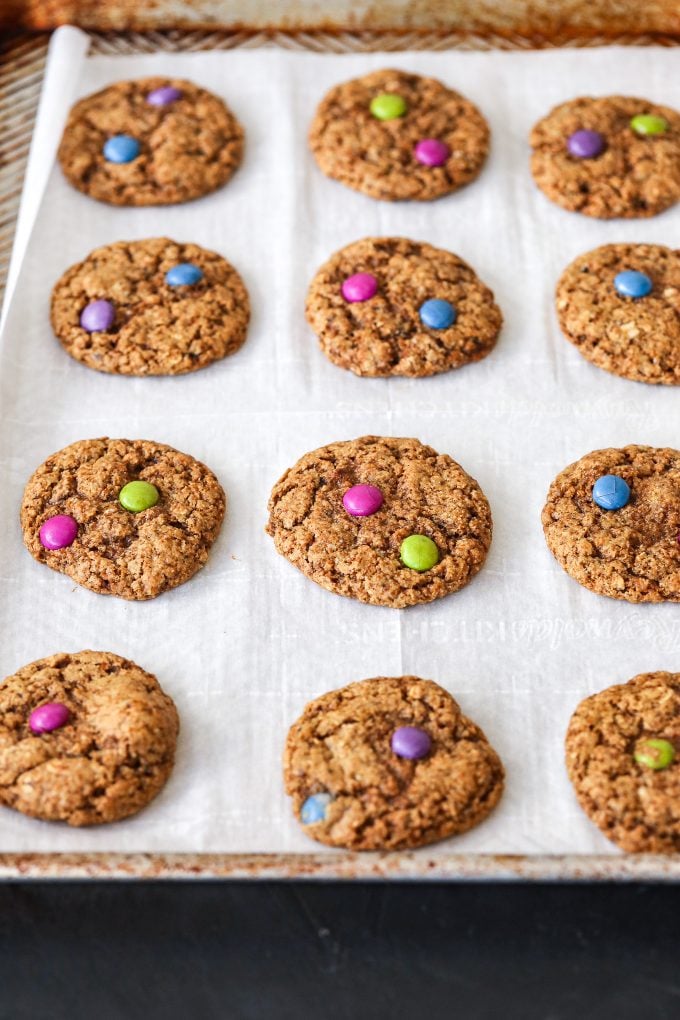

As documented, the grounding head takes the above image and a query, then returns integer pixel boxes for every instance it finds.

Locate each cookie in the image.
[0,650,179,827]
[21,438,225,600]
[57,77,243,206]
[566,672,679,853]
[305,237,502,377]
[309,68,489,202]
[530,95,680,218]
[555,243,680,385]
[542,445,680,602]
[284,675,504,851]
[51,238,250,377]
[266,435,492,608]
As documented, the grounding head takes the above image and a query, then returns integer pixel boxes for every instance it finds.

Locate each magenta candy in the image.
[147,85,183,106]
[414,138,450,167]
[29,702,70,734]
[341,273,378,303]
[342,484,384,517]
[39,514,78,550]
[391,726,432,760]
[80,299,115,333]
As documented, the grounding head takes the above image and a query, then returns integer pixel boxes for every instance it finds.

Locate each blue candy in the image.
[103,134,141,164]
[419,298,457,330]
[592,474,631,511]
[165,263,204,287]
[614,270,653,299]
[300,792,332,824]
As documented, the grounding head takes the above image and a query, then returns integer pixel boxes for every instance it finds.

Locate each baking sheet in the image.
[1,27,680,862]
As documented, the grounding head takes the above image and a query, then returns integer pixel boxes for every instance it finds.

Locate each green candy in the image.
[634,738,675,770]
[400,534,439,572]
[119,480,159,513]
[370,92,407,121]
[630,114,669,137]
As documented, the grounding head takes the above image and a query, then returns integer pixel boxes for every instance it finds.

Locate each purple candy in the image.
[80,299,115,333]
[29,702,70,735]
[391,726,432,760]
[341,273,378,303]
[147,85,183,106]
[39,514,78,550]
[567,129,605,159]
[414,138,450,167]
[342,484,384,517]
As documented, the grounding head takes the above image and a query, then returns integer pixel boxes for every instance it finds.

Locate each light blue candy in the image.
[419,298,457,329]
[592,474,631,511]
[614,270,653,299]
[300,792,332,824]
[165,263,204,287]
[103,134,141,164]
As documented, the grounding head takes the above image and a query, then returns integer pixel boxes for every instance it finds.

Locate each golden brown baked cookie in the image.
[530,96,680,218]
[555,243,680,385]
[266,435,492,608]
[309,68,489,202]
[566,672,679,853]
[542,445,680,602]
[0,650,179,827]
[285,675,504,851]
[305,237,502,377]
[50,238,250,377]
[21,438,226,600]
[58,77,243,206]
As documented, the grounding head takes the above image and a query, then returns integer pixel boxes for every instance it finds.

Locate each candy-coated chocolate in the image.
[301,792,332,824]
[39,514,78,550]
[165,263,204,287]
[634,738,675,770]
[370,93,407,121]
[614,269,653,299]
[419,298,457,330]
[342,484,384,517]
[592,474,631,511]
[341,273,378,303]
[147,85,183,106]
[119,480,160,513]
[414,138,450,166]
[400,534,440,571]
[29,702,70,734]
[80,299,115,332]
[567,129,605,159]
[630,114,669,136]
[103,134,141,163]
[391,725,432,760]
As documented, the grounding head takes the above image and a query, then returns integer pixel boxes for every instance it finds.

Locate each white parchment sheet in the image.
[1,29,680,855]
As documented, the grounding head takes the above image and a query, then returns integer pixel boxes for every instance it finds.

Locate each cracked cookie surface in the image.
[285,675,504,851]
[306,237,502,377]
[542,445,680,602]
[566,672,680,852]
[266,436,492,608]
[51,238,250,376]
[21,438,226,600]
[58,77,243,206]
[309,68,489,201]
[0,650,179,826]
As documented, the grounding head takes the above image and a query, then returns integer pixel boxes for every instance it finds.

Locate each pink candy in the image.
[341,273,378,303]
[342,484,384,517]
[29,703,70,734]
[414,139,450,167]
[39,515,78,550]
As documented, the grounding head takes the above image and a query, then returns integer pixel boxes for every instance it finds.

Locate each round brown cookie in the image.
[309,68,489,202]
[530,95,680,218]
[555,243,680,385]
[51,238,250,377]
[306,237,502,377]
[266,435,492,608]
[542,445,680,602]
[21,438,226,601]
[0,650,179,827]
[57,77,243,206]
[284,675,504,851]
[565,672,680,853]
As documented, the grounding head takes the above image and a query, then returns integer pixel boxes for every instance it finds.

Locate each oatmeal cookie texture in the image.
[530,96,680,219]
[555,243,680,385]
[0,650,179,826]
[566,672,679,853]
[21,438,225,600]
[542,445,680,602]
[309,68,489,202]
[285,675,504,851]
[266,436,492,608]
[57,77,243,206]
[51,237,250,376]
[306,237,502,377]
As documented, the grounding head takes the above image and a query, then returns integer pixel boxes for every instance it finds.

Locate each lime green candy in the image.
[370,93,407,121]
[634,738,676,770]
[119,480,159,513]
[630,114,669,137]
[400,534,439,572]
